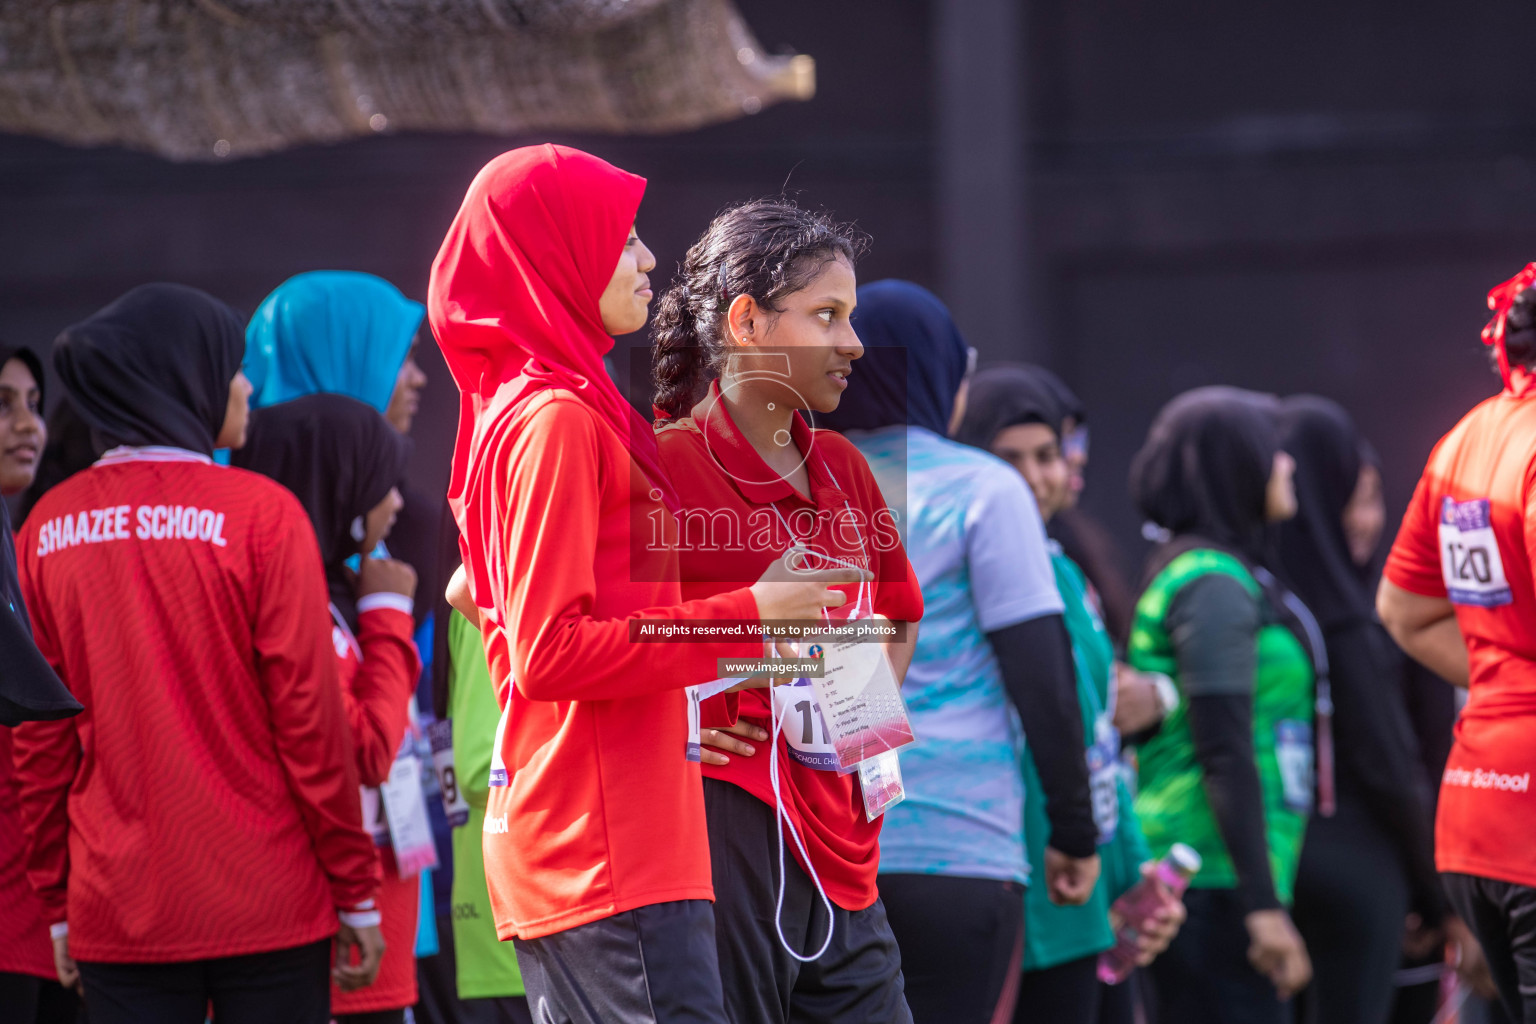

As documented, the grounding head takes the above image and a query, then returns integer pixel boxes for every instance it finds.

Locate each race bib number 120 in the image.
[1439,497,1512,607]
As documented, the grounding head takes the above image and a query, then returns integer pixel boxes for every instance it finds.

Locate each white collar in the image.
[97,446,215,466]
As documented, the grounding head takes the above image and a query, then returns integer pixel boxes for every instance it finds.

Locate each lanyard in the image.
[764,463,872,620]
[759,458,870,962]
[1254,567,1336,818]
[328,603,363,661]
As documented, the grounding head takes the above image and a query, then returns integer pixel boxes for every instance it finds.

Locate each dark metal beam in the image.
[935,0,1033,361]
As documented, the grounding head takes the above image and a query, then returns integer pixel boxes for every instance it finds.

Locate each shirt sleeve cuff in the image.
[1382,560,1448,598]
[700,691,741,728]
[339,899,381,929]
[1047,818,1100,860]
[357,592,415,618]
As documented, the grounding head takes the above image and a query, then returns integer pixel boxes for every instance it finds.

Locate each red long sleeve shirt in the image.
[472,391,762,939]
[334,596,422,789]
[0,727,53,979]
[330,597,421,1014]
[12,447,379,962]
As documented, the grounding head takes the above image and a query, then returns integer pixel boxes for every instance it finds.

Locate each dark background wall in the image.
[1,0,1530,577]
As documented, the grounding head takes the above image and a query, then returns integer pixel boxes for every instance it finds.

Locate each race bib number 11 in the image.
[1439,497,1512,607]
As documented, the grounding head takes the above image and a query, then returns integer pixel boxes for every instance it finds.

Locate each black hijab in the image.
[17,397,95,526]
[821,280,971,435]
[954,363,1071,449]
[1275,395,1374,630]
[232,394,409,631]
[0,344,81,724]
[1130,386,1282,575]
[53,284,244,456]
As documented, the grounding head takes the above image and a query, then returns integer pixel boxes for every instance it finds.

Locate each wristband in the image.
[49,922,68,940]
[339,898,381,929]
[357,592,415,617]
[1150,672,1180,718]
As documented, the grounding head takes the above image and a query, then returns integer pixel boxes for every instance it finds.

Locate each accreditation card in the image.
[806,624,916,771]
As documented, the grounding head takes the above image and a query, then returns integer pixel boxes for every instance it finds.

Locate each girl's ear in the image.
[726,293,759,346]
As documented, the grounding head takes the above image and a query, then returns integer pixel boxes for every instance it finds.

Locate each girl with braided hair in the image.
[651,199,925,1024]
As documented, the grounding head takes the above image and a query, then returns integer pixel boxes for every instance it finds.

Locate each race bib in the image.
[807,628,916,771]
[686,685,702,763]
[1275,719,1315,814]
[427,718,470,828]
[1439,497,1512,607]
[772,678,840,771]
[1086,714,1120,844]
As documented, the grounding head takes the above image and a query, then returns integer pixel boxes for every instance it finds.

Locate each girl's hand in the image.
[358,556,417,599]
[729,639,803,691]
[750,553,868,622]
[700,721,770,766]
[1129,862,1187,964]
[1112,663,1166,735]
[1244,909,1311,999]
[52,930,81,995]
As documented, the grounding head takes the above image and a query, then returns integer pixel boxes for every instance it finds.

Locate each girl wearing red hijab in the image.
[428,144,860,1024]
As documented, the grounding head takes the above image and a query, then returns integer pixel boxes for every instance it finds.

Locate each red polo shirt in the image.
[656,382,923,911]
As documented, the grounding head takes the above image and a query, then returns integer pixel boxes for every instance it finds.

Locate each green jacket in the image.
[447,612,525,999]
[1021,548,1152,970]
[1127,549,1313,904]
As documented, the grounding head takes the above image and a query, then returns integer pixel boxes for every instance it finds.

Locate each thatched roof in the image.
[0,0,813,161]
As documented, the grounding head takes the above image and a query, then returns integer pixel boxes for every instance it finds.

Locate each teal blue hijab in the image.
[245,271,424,412]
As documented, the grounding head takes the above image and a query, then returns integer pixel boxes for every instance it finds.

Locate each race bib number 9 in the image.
[1439,497,1512,607]
[427,719,470,829]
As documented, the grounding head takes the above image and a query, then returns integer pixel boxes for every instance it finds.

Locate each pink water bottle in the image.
[1097,843,1202,984]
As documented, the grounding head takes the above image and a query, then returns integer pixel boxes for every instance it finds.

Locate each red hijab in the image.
[428,144,660,619]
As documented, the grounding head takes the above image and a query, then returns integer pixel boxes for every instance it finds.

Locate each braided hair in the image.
[650,198,868,419]
[1503,285,1536,368]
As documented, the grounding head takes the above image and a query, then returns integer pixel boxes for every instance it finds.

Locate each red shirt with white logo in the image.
[656,384,924,911]
[1386,391,1536,886]
[11,447,379,962]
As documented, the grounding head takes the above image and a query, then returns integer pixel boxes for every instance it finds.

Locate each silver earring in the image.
[351,516,366,543]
